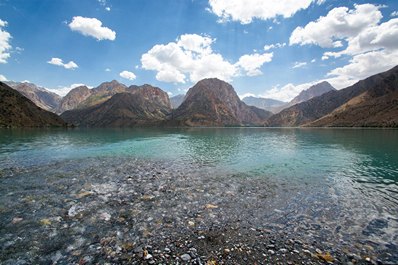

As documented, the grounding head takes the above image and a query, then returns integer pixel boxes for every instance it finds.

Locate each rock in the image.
[268,250,275,255]
[279,248,288,253]
[205,204,218,209]
[144,253,153,260]
[180,253,191,261]
[68,204,84,217]
[40,218,51,226]
[99,212,111,221]
[188,221,195,226]
[11,217,23,224]
[316,252,334,262]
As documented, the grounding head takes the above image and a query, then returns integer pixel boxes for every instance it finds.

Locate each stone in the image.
[180,253,191,261]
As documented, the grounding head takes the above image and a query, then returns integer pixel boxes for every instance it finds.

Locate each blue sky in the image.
[0,0,397,101]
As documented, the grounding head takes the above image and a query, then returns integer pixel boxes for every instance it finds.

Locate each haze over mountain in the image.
[289,81,335,106]
[266,66,398,127]
[242,96,286,113]
[6,81,61,112]
[61,84,171,127]
[172,78,272,126]
[0,82,67,127]
[170,94,185,109]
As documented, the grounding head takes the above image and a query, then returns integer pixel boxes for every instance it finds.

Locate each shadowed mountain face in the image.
[266,65,398,127]
[6,81,61,112]
[170,94,185,109]
[57,80,127,114]
[0,82,67,127]
[242,96,286,113]
[172,78,272,126]
[61,85,171,127]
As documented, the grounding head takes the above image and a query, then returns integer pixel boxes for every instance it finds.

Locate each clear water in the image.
[1,128,398,258]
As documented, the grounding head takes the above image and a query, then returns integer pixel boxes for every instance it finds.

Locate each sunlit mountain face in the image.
[1,0,397,102]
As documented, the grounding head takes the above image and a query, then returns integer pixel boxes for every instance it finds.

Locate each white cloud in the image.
[263,42,286,51]
[290,4,382,48]
[391,11,398,17]
[311,58,316,63]
[292,61,307,69]
[47,57,78,70]
[261,81,317,102]
[105,68,111,72]
[326,49,398,89]
[0,74,7,81]
[68,16,116,41]
[289,3,398,91]
[48,83,89,97]
[208,0,316,24]
[141,33,273,84]
[119,70,136,80]
[0,19,12,64]
[105,7,111,11]
[236,52,273,76]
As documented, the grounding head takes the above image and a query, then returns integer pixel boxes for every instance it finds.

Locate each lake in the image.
[0,128,397,264]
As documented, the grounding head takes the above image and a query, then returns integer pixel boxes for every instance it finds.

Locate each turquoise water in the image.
[1,128,398,182]
[1,128,398,260]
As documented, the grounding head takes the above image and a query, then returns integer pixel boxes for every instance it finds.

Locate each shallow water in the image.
[0,128,398,263]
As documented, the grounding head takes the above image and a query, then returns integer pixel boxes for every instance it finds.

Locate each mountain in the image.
[170,94,185,109]
[171,78,272,126]
[266,66,398,127]
[56,85,92,113]
[0,82,67,127]
[242,96,286,113]
[6,81,61,112]
[57,80,127,113]
[61,84,171,127]
[289,81,335,106]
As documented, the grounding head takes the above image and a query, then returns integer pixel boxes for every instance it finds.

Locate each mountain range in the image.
[0,82,66,127]
[266,65,398,127]
[2,65,397,127]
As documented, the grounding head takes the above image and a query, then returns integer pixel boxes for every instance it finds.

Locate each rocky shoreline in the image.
[0,157,396,264]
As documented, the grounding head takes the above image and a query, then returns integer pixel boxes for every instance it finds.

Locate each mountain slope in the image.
[266,66,398,127]
[170,94,185,109]
[172,78,272,126]
[0,82,67,127]
[242,96,286,113]
[61,85,171,127]
[6,81,61,112]
[289,81,335,106]
[57,80,128,113]
[57,85,92,113]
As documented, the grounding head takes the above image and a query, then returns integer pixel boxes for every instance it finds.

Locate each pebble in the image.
[279,248,288,253]
[180,253,191,261]
[268,250,275,255]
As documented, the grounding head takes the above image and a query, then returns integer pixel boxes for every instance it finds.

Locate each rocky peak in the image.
[290,81,335,105]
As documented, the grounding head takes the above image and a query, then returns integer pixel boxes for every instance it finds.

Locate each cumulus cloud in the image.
[48,83,89,97]
[69,16,116,41]
[208,0,317,24]
[292,61,307,69]
[47,58,78,69]
[290,3,398,90]
[236,52,273,76]
[0,19,12,63]
[0,74,7,81]
[391,11,398,17]
[141,34,272,83]
[119,70,136,80]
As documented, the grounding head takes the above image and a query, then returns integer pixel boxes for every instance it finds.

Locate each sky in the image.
[0,0,397,102]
